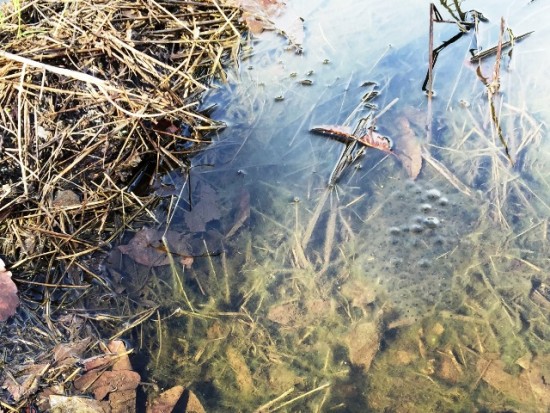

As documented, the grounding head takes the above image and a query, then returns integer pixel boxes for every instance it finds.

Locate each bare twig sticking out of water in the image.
[470,31,533,63]
[481,18,515,167]
[424,3,473,142]
[427,3,435,144]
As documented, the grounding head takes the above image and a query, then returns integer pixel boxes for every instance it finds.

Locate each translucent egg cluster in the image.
[359,180,478,317]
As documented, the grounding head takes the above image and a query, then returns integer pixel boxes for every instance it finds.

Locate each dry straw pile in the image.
[0,0,242,277]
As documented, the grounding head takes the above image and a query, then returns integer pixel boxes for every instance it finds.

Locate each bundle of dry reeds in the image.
[0,0,242,278]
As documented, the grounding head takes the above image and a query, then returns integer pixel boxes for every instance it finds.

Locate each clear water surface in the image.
[111,0,550,411]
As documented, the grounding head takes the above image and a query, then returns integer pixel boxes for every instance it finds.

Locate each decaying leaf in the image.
[526,355,550,408]
[340,279,376,310]
[49,395,109,413]
[118,228,193,267]
[3,364,50,402]
[89,371,140,401]
[0,258,18,322]
[344,321,380,373]
[393,117,423,180]
[146,386,206,413]
[225,188,250,239]
[110,389,137,413]
[185,182,221,232]
[267,302,301,327]
[228,0,304,50]
[108,340,133,371]
[185,390,207,413]
[476,358,533,405]
[310,125,393,153]
[226,347,254,395]
[53,337,92,367]
[146,385,184,413]
[52,189,81,208]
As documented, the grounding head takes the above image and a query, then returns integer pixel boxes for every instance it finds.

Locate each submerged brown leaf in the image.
[118,228,193,267]
[147,386,184,413]
[476,358,533,406]
[226,347,254,396]
[146,386,206,413]
[229,0,304,50]
[185,183,221,232]
[3,364,50,402]
[344,321,380,373]
[48,395,109,413]
[393,117,423,180]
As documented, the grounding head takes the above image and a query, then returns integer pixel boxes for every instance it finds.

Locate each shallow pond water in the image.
[109,0,550,411]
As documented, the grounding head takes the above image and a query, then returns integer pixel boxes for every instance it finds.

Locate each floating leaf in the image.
[0,258,18,322]
[311,125,393,153]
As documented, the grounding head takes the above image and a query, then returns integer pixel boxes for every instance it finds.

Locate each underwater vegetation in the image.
[102,0,550,411]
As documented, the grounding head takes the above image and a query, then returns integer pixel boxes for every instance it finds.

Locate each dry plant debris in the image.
[0,0,243,282]
[227,0,304,52]
[0,0,251,409]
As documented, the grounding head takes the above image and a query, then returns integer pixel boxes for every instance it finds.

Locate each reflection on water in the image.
[110,0,550,411]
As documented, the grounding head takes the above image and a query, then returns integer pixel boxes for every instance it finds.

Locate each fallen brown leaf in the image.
[186,390,207,413]
[49,395,110,413]
[344,321,380,373]
[184,182,221,232]
[110,389,136,413]
[3,364,50,402]
[108,340,133,371]
[90,370,141,401]
[74,370,103,393]
[81,354,117,372]
[53,337,92,367]
[393,117,422,180]
[118,228,193,267]
[146,385,184,413]
[226,347,254,396]
[225,188,250,239]
[228,0,304,50]
[0,258,19,322]
[267,302,301,327]
[477,358,532,405]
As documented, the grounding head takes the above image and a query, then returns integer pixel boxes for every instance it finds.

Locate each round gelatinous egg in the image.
[417,258,431,269]
[438,197,449,206]
[420,203,432,213]
[423,216,440,229]
[410,224,424,233]
[425,188,442,200]
[389,226,401,235]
